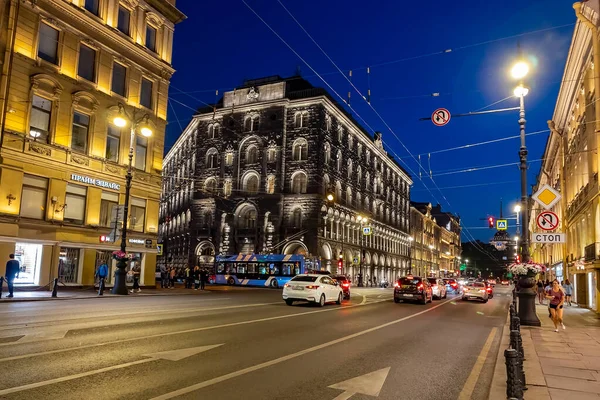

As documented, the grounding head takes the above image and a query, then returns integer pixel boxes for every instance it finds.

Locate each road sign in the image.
[431,108,451,126]
[157,244,163,256]
[353,257,358,264]
[532,233,565,243]
[362,226,372,235]
[536,211,559,231]
[496,219,507,230]
[532,184,562,210]
[329,367,390,399]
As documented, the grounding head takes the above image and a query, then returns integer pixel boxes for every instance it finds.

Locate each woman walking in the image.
[169,267,176,289]
[193,266,201,290]
[536,280,545,304]
[546,279,566,332]
[563,279,574,306]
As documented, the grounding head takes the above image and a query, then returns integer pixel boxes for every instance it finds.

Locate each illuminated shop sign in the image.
[71,174,120,190]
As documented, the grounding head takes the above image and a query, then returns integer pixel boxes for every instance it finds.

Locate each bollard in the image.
[511,330,527,390]
[98,277,105,296]
[505,348,523,399]
[51,277,58,298]
[0,276,3,299]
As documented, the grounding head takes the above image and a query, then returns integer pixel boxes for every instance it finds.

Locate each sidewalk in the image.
[0,284,213,302]
[490,302,600,399]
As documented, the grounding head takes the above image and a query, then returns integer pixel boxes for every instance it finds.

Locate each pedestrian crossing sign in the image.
[496,220,507,230]
[157,244,163,256]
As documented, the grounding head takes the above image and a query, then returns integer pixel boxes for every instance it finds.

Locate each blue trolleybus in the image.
[214,254,306,288]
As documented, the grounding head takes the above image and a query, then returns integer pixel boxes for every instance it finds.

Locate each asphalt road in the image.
[0,284,512,400]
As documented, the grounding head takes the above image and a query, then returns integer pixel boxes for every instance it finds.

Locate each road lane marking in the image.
[0,344,224,396]
[150,298,456,400]
[0,299,390,362]
[329,367,390,399]
[360,295,367,305]
[457,327,498,400]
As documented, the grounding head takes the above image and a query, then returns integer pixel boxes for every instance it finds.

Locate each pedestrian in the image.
[193,266,201,290]
[4,254,20,298]
[536,280,545,304]
[130,262,141,293]
[96,262,109,291]
[545,279,566,332]
[169,267,176,289]
[563,279,573,306]
[200,268,207,290]
[185,266,191,289]
[160,264,168,288]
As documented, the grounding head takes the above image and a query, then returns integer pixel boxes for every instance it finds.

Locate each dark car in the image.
[394,276,432,304]
[331,275,351,299]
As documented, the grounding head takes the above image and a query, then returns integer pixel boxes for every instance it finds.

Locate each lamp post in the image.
[514,204,521,236]
[111,104,152,295]
[357,215,368,287]
[408,236,414,275]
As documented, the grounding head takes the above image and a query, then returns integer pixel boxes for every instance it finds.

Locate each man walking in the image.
[5,254,20,298]
[185,266,192,289]
[200,268,207,290]
[95,262,109,293]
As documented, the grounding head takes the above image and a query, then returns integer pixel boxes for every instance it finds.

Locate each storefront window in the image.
[58,247,80,283]
[14,243,42,285]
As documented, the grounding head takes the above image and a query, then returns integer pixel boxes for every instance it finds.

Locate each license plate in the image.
[293,286,304,290]
[402,294,413,297]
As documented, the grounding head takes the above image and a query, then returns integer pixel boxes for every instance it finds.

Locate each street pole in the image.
[359,221,364,287]
[518,93,530,264]
[112,128,135,295]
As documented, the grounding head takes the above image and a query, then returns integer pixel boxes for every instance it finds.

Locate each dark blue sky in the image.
[167,0,574,242]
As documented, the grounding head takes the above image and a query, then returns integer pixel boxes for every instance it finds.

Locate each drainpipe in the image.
[548,120,570,281]
[0,0,19,153]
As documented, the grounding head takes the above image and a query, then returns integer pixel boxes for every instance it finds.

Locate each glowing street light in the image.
[511,61,530,79]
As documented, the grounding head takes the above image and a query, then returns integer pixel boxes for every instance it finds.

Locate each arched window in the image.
[223,179,232,197]
[335,181,342,200]
[336,150,342,172]
[207,124,215,138]
[294,111,308,128]
[348,134,353,150]
[357,166,362,185]
[347,159,353,178]
[243,173,260,194]
[205,148,218,168]
[324,142,331,164]
[266,147,277,163]
[322,174,330,195]
[364,196,369,210]
[325,114,332,131]
[204,177,217,194]
[236,204,257,229]
[365,172,370,188]
[356,192,362,209]
[373,157,378,171]
[292,138,308,161]
[246,145,258,164]
[266,175,275,194]
[357,143,362,158]
[291,171,308,194]
[346,187,352,205]
[225,152,233,166]
[291,208,303,228]
[366,151,370,164]
[244,115,259,132]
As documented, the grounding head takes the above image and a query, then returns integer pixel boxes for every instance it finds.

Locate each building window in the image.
[292,138,308,161]
[204,178,217,194]
[357,166,362,185]
[105,125,120,162]
[337,126,343,142]
[225,152,233,166]
[336,150,342,172]
[267,148,277,163]
[64,183,87,224]
[244,173,260,195]
[266,175,275,194]
[117,5,131,35]
[244,116,259,132]
[78,44,96,82]
[292,208,302,228]
[237,205,257,229]
[246,145,258,164]
[325,114,332,131]
[135,135,147,170]
[223,180,232,197]
[111,62,127,97]
[130,197,146,232]
[324,143,330,164]
[145,24,157,52]
[71,112,90,153]
[347,159,353,178]
[346,187,352,205]
[20,174,48,220]
[58,247,80,284]
[84,0,99,15]
[30,95,52,143]
[38,23,59,65]
[99,191,119,227]
[294,111,308,128]
[208,124,217,138]
[140,78,153,109]
[206,148,218,168]
[291,171,307,194]
[357,143,362,158]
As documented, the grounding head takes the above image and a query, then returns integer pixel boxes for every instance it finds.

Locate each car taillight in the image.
[284,283,290,288]
[451,283,457,287]
[306,285,320,289]
[487,287,492,292]
[417,283,424,291]
[464,287,470,292]
[394,282,399,287]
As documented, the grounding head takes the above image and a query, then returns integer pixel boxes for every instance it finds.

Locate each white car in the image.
[462,282,489,303]
[283,274,343,307]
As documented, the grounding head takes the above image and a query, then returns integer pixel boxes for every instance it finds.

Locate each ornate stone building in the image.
[0,0,185,287]
[159,75,413,282]
[410,202,461,277]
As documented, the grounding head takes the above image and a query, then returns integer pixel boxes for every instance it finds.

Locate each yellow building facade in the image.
[531,0,600,311]
[0,0,184,287]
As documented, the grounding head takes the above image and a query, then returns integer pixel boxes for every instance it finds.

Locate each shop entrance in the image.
[14,243,42,285]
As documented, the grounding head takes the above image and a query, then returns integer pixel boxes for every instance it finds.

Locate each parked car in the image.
[330,274,351,300]
[427,278,447,299]
[462,282,488,303]
[394,276,433,304]
[283,274,343,307]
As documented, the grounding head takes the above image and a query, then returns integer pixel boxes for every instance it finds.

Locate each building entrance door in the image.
[14,243,42,285]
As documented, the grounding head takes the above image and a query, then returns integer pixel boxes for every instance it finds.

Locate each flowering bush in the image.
[507,261,545,276]
[112,251,139,261]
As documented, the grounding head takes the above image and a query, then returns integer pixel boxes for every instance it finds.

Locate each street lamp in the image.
[357,215,368,286]
[326,193,334,202]
[110,103,153,295]
[514,204,521,236]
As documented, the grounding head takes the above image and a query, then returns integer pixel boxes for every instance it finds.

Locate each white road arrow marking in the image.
[16,329,68,343]
[0,344,223,396]
[329,367,390,399]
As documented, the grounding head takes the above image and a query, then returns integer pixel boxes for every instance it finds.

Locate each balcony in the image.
[585,243,600,262]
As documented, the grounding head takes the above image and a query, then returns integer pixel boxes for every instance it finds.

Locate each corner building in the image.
[0,0,185,287]
[160,76,413,283]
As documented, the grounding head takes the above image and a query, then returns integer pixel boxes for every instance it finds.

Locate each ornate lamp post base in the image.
[111,260,129,295]
[517,275,541,326]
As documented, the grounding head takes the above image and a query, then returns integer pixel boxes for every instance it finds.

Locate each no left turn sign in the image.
[432,108,451,126]
[536,211,559,231]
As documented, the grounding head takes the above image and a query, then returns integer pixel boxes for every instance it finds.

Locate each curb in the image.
[0,290,213,303]
[489,310,510,400]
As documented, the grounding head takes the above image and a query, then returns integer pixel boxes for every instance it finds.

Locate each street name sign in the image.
[536,211,559,231]
[532,233,565,243]
[496,219,507,230]
[532,184,561,210]
[431,108,451,126]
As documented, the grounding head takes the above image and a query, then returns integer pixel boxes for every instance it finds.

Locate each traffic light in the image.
[488,216,494,229]
[516,254,521,263]
[338,259,343,271]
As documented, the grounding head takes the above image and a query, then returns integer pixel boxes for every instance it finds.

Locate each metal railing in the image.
[505,289,527,399]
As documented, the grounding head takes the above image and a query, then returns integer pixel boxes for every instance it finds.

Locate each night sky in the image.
[167,0,574,242]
